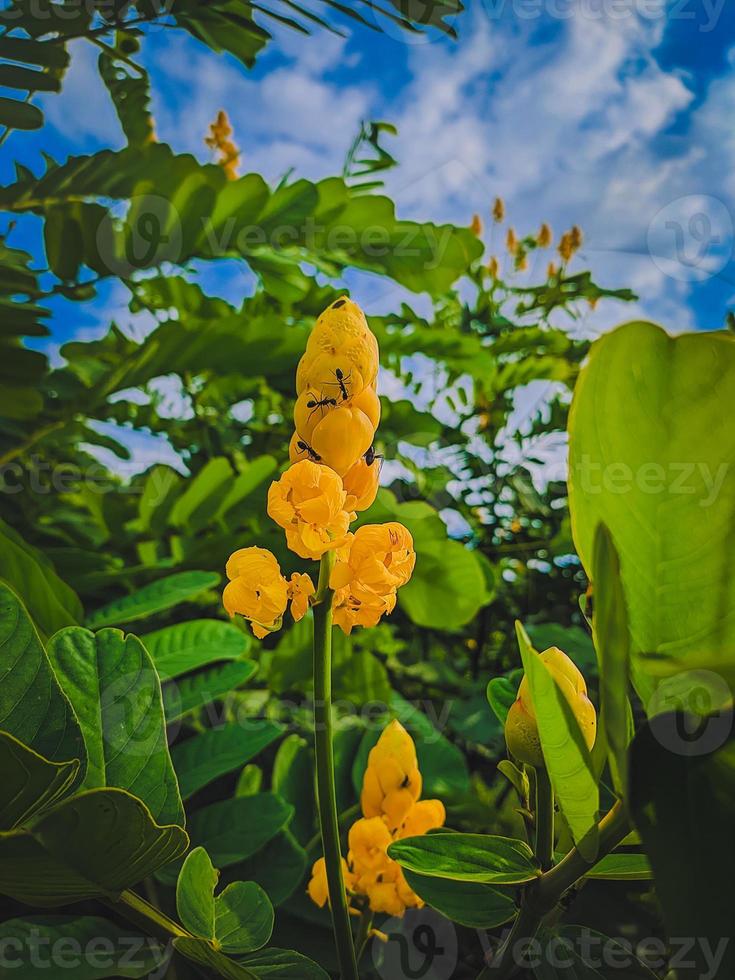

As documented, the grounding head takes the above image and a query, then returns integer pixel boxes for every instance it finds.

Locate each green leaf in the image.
[173,938,258,979]
[46,627,184,827]
[157,793,293,885]
[236,948,329,979]
[163,660,256,722]
[172,721,283,800]
[215,880,274,954]
[0,916,166,978]
[591,524,631,795]
[577,851,652,880]
[0,521,82,636]
[402,868,516,928]
[487,672,521,726]
[0,731,79,831]
[177,846,219,939]
[168,456,234,529]
[388,832,539,884]
[568,322,735,703]
[272,734,315,845]
[0,582,86,770]
[630,712,735,978]
[140,618,250,680]
[533,925,658,979]
[85,571,220,628]
[516,621,600,860]
[0,788,188,906]
[0,96,43,130]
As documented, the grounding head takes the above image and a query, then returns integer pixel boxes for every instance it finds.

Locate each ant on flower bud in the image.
[306,390,338,421]
[325,367,351,401]
[297,439,322,462]
[365,446,384,468]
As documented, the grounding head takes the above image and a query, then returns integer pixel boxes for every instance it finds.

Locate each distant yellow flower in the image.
[558,225,583,263]
[205,109,240,181]
[547,261,558,279]
[223,546,288,638]
[267,460,352,560]
[342,453,381,512]
[288,572,315,622]
[307,856,355,909]
[492,196,505,223]
[505,646,597,767]
[537,222,553,248]
[487,255,500,279]
[506,227,518,255]
[470,213,483,236]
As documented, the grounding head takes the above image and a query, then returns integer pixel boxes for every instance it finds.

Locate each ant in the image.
[296,439,321,462]
[364,446,384,467]
[325,367,351,401]
[306,390,337,421]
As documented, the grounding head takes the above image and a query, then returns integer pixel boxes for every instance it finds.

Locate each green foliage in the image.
[401,869,516,928]
[388,832,539,884]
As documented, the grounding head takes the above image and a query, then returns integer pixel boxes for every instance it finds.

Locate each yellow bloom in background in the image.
[267,460,352,560]
[505,646,597,767]
[307,856,356,909]
[288,572,315,622]
[506,227,518,255]
[330,523,415,634]
[342,454,381,512]
[558,224,583,263]
[492,196,505,223]
[223,546,288,638]
[470,213,483,236]
[205,109,240,181]
[306,719,445,918]
[537,222,553,247]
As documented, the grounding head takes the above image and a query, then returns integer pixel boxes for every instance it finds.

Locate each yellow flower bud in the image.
[504,646,597,767]
[537,222,553,248]
[470,213,483,236]
[492,196,505,223]
[296,297,379,399]
[309,403,376,477]
[342,453,381,512]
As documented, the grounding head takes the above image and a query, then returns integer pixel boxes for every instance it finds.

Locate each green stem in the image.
[477,801,630,980]
[112,889,190,940]
[534,766,554,872]
[355,907,374,963]
[313,552,358,980]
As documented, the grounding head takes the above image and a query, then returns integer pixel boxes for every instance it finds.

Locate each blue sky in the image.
[4,2,735,346]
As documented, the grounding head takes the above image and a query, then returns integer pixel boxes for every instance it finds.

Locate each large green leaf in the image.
[568,322,735,703]
[172,721,283,800]
[46,627,184,827]
[516,622,599,860]
[630,713,735,978]
[0,521,82,636]
[271,734,315,845]
[141,618,250,680]
[0,582,86,770]
[388,832,539,884]
[591,524,631,794]
[163,660,257,723]
[402,868,516,928]
[0,916,167,978]
[177,847,219,939]
[533,925,657,979]
[215,880,274,954]
[0,788,188,906]
[0,731,79,831]
[157,793,293,885]
[85,571,220,628]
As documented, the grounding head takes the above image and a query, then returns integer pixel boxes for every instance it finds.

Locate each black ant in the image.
[364,446,384,467]
[296,439,321,462]
[325,368,351,401]
[306,390,337,421]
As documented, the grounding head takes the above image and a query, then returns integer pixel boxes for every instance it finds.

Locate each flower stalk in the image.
[312,551,359,980]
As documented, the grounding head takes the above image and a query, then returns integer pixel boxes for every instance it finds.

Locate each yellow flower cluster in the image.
[505,646,597,766]
[308,721,445,917]
[223,297,415,637]
[205,110,240,181]
[558,225,583,263]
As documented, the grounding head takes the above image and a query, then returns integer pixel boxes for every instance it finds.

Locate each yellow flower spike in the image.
[222,546,288,638]
[295,385,380,455]
[537,222,553,248]
[267,460,353,560]
[348,816,392,873]
[492,196,505,223]
[487,255,500,279]
[506,227,518,255]
[288,572,315,622]
[205,109,240,181]
[398,799,446,838]
[309,403,376,477]
[343,454,381,512]
[360,720,421,826]
[504,646,597,767]
[470,213,483,236]
[296,297,379,400]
